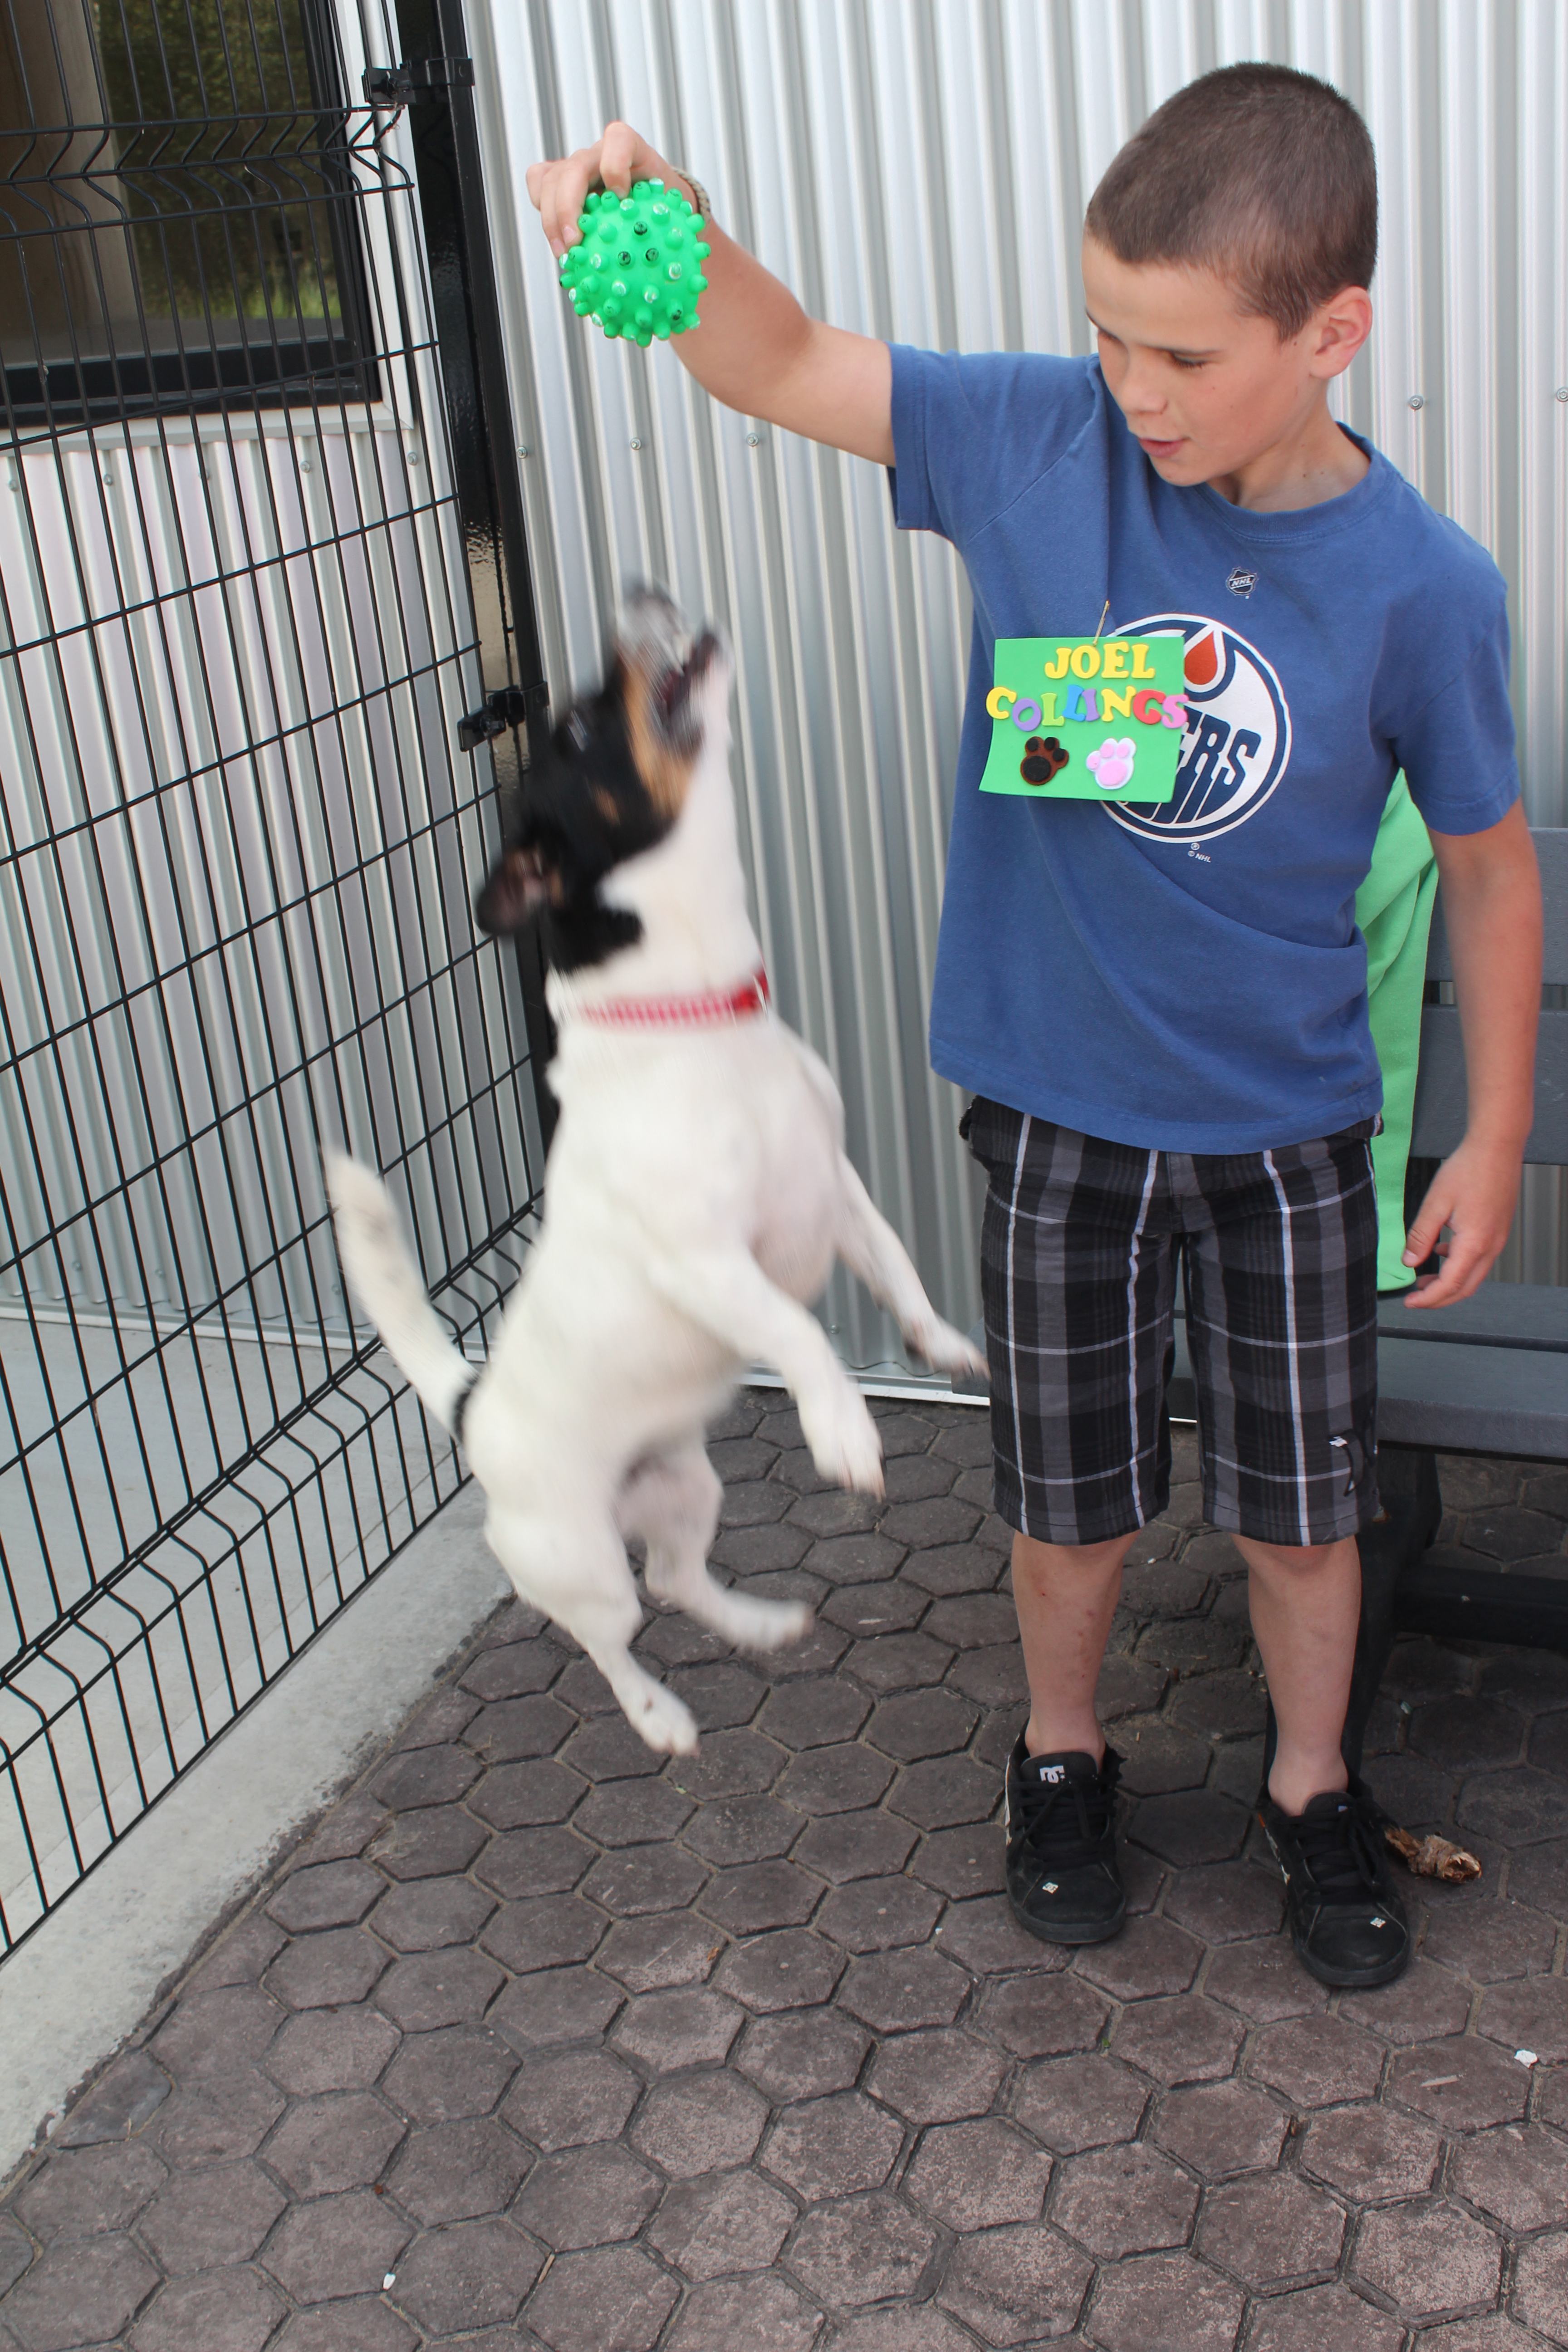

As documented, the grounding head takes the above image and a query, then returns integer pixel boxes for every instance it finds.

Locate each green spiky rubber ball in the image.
[558,178,710,345]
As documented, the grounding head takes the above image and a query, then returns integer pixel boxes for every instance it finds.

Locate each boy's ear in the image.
[1309,284,1374,381]
[475,845,555,936]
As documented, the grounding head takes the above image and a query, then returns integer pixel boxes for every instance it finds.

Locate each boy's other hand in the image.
[528,123,681,260]
[1401,1137,1521,1308]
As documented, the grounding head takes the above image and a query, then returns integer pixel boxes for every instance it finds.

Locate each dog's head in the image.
[475,588,726,972]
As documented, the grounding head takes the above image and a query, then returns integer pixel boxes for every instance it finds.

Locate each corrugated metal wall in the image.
[473,0,1568,1358]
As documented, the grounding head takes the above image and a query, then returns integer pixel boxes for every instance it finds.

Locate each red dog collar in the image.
[573,968,770,1029]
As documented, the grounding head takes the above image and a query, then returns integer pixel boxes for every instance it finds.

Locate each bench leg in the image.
[1260,1445,1443,1785]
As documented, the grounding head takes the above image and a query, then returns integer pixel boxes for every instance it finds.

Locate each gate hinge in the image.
[363,57,475,108]
[458,683,545,755]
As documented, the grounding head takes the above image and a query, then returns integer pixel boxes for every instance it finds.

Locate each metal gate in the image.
[0,0,548,1949]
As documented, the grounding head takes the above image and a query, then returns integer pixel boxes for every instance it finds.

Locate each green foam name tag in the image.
[980,636,1187,802]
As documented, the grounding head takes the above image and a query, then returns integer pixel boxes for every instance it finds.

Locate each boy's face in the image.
[1081,237,1369,493]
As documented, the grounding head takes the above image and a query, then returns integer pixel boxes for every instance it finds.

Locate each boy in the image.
[529,65,1542,1987]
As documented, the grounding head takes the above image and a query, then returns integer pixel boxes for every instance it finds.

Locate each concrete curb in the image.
[0,1482,509,2187]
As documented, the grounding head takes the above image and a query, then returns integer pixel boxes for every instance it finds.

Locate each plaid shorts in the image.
[963,1100,1381,1548]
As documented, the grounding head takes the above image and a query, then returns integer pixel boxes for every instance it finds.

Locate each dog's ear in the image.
[474,845,554,936]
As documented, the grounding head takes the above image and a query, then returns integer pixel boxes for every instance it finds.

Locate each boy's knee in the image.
[1239,1532,1357,1578]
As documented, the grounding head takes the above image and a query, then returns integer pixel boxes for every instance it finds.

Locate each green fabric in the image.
[1357,773,1440,1292]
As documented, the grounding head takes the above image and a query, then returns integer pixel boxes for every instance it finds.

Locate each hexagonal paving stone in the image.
[267,1860,384,1934]
[387,2216,544,2336]
[15,2141,168,2241]
[981,1972,1109,2059]
[612,1988,744,2073]
[1514,2233,1568,2344]
[837,1945,969,2033]
[261,2190,413,2303]
[1153,2078,1287,2179]
[774,1743,895,1817]
[369,1875,496,1953]
[1073,1914,1202,2003]
[1302,2102,1441,2201]
[1230,2282,1406,2352]
[935,1891,1054,1976]
[814,1874,941,1955]
[887,1755,998,1830]
[629,2071,768,2178]
[489,1963,624,2053]
[1352,2200,1502,2323]
[381,2024,518,2122]
[909,1824,1008,1902]
[763,2092,903,2201]
[480,1892,609,1974]
[784,2193,936,2309]
[0,2234,162,2352]
[938,2220,1093,2347]
[905,2118,1052,2230]
[1386,2036,1530,2131]
[460,1636,565,1701]
[265,1931,389,2012]
[698,1860,820,1936]
[262,2093,404,2199]
[1196,2171,1344,2291]
[475,1824,591,1899]
[1339,1957,1473,2046]
[1248,2014,1386,2107]
[1420,1899,1557,1983]
[463,1692,575,1762]
[1450,2121,1568,2233]
[134,2161,287,2275]
[663,2269,823,2352]
[49,2050,170,2149]
[523,2243,681,2352]
[383,2116,529,2224]
[598,1914,724,1994]
[1012,2053,1150,2154]
[757,1677,872,1751]
[1052,2141,1198,2259]
[500,2047,641,2151]
[866,1690,980,1761]
[715,1927,845,2013]
[151,1987,284,2083]
[368,1804,488,1882]
[374,1946,505,2032]
[1202,1936,1327,2024]
[647,2166,796,2282]
[736,2007,871,2103]
[147,2067,289,2170]
[511,2143,661,2250]
[792,1808,917,1883]
[1161,1858,1285,1945]
[370,1742,483,1812]
[668,1731,786,1806]
[128,2264,285,2352]
[1082,2249,1243,2352]
[1478,1975,1568,2065]
[1110,1994,1243,2085]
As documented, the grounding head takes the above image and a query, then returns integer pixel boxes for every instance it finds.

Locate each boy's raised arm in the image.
[527,122,894,466]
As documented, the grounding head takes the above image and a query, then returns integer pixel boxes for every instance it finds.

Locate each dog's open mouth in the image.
[650,630,718,752]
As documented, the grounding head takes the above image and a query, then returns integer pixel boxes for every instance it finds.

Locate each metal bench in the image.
[1168,826,1568,1762]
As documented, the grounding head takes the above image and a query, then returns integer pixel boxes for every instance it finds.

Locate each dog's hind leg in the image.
[833,1157,987,1380]
[619,1446,811,1655]
[484,1505,698,1754]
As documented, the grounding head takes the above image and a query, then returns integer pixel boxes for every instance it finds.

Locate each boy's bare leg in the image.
[1012,1530,1138,1760]
[1235,1534,1361,1814]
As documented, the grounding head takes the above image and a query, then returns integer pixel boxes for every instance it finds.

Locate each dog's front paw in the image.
[907,1317,988,1382]
[802,1388,884,1497]
[627,1681,700,1755]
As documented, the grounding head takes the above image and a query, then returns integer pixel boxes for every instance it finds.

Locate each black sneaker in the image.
[1004,1738,1127,1946]
[1257,1776,1410,1989]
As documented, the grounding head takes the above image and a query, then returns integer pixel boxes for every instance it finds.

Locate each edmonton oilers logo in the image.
[1104,614,1292,844]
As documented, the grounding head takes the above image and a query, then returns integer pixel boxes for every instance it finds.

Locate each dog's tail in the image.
[324,1151,477,1437]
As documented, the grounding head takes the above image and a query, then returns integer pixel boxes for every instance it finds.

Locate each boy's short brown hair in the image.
[1084,63,1377,340]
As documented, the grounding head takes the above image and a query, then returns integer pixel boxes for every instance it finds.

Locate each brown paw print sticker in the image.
[1020,736,1069,786]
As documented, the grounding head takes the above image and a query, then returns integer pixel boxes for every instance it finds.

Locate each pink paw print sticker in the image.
[1086,736,1137,792]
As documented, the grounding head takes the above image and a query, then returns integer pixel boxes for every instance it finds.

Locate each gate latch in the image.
[458,685,539,755]
[363,57,475,109]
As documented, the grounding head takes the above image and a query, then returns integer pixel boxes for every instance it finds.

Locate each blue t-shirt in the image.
[889,347,1520,1152]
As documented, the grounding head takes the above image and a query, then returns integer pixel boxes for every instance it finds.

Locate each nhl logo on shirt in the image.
[1104,614,1293,846]
[1225,568,1258,598]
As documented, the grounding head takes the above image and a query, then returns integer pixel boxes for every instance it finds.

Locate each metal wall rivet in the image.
[518,444,531,457]
[300,457,314,471]
[102,471,113,485]
[630,438,643,451]
[1556,386,1568,403]
[746,431,762,446]
[1407,393,1426,411]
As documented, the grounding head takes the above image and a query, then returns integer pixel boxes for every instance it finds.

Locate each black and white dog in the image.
[327,591,982,1754]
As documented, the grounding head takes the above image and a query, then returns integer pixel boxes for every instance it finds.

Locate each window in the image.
[0,0,375,426]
